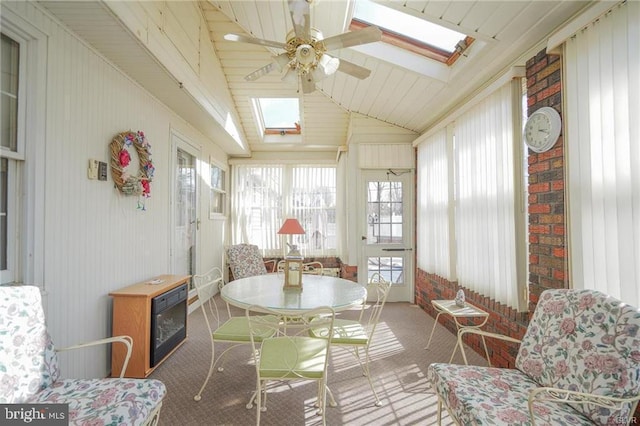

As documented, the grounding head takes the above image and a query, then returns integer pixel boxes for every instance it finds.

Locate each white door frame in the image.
[170,130,201,288]
[359,169,414,302]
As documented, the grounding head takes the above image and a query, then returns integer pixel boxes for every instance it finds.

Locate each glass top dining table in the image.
[221,273,367,315]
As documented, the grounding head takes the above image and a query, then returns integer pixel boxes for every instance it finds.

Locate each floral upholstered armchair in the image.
[0,285,166,425]
[429,289,640,425]
[226,243,276,281]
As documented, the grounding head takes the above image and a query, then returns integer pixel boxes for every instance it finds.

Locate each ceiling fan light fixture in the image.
[225,0,377,91]
[318,54,339,75]
[296,44,316,66]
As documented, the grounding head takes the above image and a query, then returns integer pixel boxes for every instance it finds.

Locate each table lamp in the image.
[277,218,305,289]
[277,218,305,257]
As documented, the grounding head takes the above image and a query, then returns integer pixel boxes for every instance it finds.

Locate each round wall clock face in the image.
[523,107,561,153]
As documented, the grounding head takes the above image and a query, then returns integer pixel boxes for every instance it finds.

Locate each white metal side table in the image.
[425,299,491,364]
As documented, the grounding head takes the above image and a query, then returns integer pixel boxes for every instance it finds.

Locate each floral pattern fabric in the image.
[227,244,268,280]
[0,286,166,425]
[429,289,640,425]
[516,289,640,424]
[429,363,592,425]
[31,378,165,425]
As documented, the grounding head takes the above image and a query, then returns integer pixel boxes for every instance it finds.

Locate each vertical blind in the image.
[455,83,522,309]
[564,0,640,306]
[416,81,525,310]
[416,128,455,280]
[231,164,337,257]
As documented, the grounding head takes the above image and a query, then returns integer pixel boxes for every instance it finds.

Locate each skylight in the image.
[352,0,470,64]
[256,98,300,130]
[252,98,301,141]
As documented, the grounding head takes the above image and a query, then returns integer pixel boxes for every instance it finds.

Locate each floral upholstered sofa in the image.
[429,288,640,425]
[0,285,166,425]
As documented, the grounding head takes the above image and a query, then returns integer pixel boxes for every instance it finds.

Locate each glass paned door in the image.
[361,170,414,302]
[172,134,199,290]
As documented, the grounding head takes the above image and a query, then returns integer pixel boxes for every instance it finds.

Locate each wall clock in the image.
[523,107,562,153]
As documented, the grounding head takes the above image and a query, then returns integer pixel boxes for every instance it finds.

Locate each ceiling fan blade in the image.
[337,59,372,80]
[322,26,382,51]
[282,67,299,84]
[244,62,278,82]
[272,53,292,72]
[301,73,316,94]
[224,33,287,50]
[288,0,311,40]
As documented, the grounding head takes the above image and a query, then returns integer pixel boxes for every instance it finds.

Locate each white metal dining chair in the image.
[246,305,336,426]
[192,267,278,402]
[310,272,391,407]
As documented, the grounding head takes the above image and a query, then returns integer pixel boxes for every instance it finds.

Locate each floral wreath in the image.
[109,131,155,200]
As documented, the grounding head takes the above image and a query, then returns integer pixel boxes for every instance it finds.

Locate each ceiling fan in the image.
[223,0,382,94]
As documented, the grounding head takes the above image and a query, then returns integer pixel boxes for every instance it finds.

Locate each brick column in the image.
[525,50,568,311]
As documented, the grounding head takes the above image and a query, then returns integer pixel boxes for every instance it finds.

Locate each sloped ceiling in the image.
[204,0,591,155]
[39,0,593,157]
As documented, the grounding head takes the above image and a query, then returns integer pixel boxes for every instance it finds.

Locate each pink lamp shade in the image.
[277,218,305,235]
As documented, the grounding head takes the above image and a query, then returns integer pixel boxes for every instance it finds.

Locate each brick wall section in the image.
[415,271,527,368]
[415,49,566,369]
[526,50,568,310]
[340,264,358,282]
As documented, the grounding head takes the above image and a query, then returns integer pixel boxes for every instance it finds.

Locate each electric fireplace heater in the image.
[150,283,187,367]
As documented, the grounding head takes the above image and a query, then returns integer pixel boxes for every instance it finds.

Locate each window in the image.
[1,32,20,284]
[251,98,301,138]
[564,1,640,307]
[417,128,454,280]
[351,0,472,65]
[1,12,46,287]
[1,33,19,153]
[209,160,226,218]
[416,80,526,310]
[231,164,336,257]
[455,83,525,311]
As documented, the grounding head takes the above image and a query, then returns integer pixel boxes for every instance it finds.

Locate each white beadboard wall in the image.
[358,144,415,170]
[6,2,227,379]
[348,113,418,169]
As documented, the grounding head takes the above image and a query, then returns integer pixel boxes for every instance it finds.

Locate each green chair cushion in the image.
[310,318,368,345]
[214,316,278,342]
[259,336,328,379]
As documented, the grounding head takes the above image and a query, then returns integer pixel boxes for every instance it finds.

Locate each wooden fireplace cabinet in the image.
[109,274,190,378]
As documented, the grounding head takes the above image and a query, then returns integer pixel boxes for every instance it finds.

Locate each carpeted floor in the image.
[149,296,488,425]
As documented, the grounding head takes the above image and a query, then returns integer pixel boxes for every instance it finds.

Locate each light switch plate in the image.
[88,159,99,180]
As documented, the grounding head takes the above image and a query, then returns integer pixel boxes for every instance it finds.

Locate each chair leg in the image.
[319,379,327,426]
[253,379,268,425]
[325,385,337,407]
[315,381,324,414]
[351,345,382,407]
[255,382,261,426]
[436,397,442,426]
[246,390,258,409]
[194,343,243,401]
[194,337,217,402]
[361,349,382,407]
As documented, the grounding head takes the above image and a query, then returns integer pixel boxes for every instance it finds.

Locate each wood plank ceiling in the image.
[38,0,592,156]
[204,0,590,154]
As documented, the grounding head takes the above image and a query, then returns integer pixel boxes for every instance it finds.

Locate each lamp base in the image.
[283,257,303,290]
